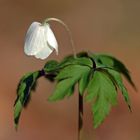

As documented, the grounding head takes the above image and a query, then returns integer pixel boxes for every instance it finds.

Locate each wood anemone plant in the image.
[14,18,136,140]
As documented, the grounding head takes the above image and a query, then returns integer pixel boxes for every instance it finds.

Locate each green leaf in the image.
[87,71,117,128]
[44,60,59,73]
[48,65,91,101]
[92,96,111,129]
[44,57,93,74]
[76,52,89,57]
[56,65,90,81]
[73,57,93,67]
[91,54,136,89]
[79,69,91,95]
[57,52,89,68]
[48,78,75,101]
[14,71,40,128]
[58,57,93,69]
[86,73,99,102]
[14,100,22,129]
[67,85,75,97]
[102,69,131,111]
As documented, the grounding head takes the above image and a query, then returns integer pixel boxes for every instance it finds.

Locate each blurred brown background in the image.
[0,0,140,140]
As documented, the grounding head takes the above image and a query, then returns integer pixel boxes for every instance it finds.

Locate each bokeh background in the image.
[0,0,140,140]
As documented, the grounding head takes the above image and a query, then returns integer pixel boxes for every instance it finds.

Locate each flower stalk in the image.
[44,18,77,58]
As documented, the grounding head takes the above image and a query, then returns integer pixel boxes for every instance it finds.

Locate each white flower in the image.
[24,22,58,60]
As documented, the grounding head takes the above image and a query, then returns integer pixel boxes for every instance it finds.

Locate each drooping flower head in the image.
[24,22,58,60]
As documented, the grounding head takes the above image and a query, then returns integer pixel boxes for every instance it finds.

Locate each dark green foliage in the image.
[48,65,91,101]
[86,71,118,128]
[44,60,59,73]
[48,57,92,101]
[79,69,91,95]
[14,71,40,128]
[90,54,136,90]
[67,85,75,97]
[101,69,131,111]
[14,52,135,129]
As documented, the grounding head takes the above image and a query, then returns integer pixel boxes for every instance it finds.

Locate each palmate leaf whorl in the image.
[14,52,135,129]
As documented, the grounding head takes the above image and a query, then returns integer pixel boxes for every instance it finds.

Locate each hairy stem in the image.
[44,18,77,58]
[78,94,83,140]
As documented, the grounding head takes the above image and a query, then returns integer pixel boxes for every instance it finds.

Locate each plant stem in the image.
[78,94,83,140]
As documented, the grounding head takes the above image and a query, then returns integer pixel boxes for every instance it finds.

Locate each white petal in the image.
[24,22,40,55]
[35,46,53,59]
[31,26,45,54]
[24,22,42,55]
[44,24,58,54]
[34,25,56,59]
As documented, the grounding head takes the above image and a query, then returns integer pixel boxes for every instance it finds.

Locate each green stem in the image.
[78,94,83,140]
